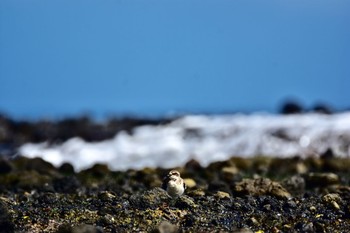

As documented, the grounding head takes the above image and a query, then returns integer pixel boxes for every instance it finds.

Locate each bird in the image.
[162,170,186,198]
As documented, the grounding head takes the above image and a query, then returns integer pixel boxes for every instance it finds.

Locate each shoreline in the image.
[1,155,350,232]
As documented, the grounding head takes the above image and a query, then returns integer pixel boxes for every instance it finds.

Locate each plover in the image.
[162,170,186,198]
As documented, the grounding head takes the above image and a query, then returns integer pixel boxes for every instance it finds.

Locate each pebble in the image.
[215,191,230,199]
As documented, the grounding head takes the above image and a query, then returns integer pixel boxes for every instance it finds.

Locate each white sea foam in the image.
[19,112,350,171]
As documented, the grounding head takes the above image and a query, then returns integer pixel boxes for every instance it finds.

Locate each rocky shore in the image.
[1,155,350,232]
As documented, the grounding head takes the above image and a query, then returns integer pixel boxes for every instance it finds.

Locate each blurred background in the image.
[1,0,350,119]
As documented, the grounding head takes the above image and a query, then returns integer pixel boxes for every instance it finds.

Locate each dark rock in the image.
[97,191,116,202]
[15,170,52,190]
[305,172,339,188]
[301,222,314,233]
[280,100,303,114]
[1,155,350,232]
[320,148,334,159]
[0,158,13,174]
[80,164,110,178]
[208,180,231,194]
[59,163,75,174]
[129,188,170,209]
[234,178,292,199]
[283,175,305,195]
[0,201,14,233]
[53,176,81,193]
[174,195,197,209]
[13,156,58,176]
[184,159,202,171]
[220,166,239,182]
[0,113,172,147]
[0,143,16,157]
[312,103,333,114]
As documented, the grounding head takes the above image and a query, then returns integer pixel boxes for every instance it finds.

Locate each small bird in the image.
[162,170,186,198]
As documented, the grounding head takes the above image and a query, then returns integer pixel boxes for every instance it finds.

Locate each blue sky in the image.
[1,0,349,118]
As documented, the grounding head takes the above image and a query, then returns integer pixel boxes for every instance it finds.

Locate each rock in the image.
[283,175,305,195]
[0,158,13,174]
[98,191,116,202]
[175,195,197,209]
[232,228,254,233]
[59,163,75,174]
[268,157,307,176]
[320,148,335,159]
[129,188,170,209]
[331,201,340,210]
[312,103,333,114]
[153,221,178,233]
[14,156,58,176]
[0,200,14,233]
[15,170,52,190]
[322,193,341,203]
[99,214,115,225]
[215,191,231,199]
[248,217,259,225]
[56,224,104,233]
[135,167,160,188]
[80,164,110,178]
[183,178,196,188]
[322,193,341,210]
[305,173,339,188]
[230,157,252,171]
[184,159,203,171]
[234,178,291,199]
[295,162,308,174]
[280,100,303,114]
[221,166,239,181]
[269,184,292,200]
[188,189,205,197]
[309,206,316,212]
[53,176,81,193]
[301,222,314,233]
[208,180,230,194]
[2,152,350,232]
[322,157,350,172]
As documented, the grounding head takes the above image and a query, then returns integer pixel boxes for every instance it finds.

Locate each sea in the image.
[19,112,350,171]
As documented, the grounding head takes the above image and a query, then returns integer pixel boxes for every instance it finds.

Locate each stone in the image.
[0,200,14,233]
[129,188,170,210]
[183,178,196,188]
[234,178,291,199]
[0,158,13,174]
[215,191,230,199]
[221,166,239,181]
[188,189,205,197]
[283,175,305,195]
[154,221,178,233]
[322,193,341,210]
[305,173,339,188]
